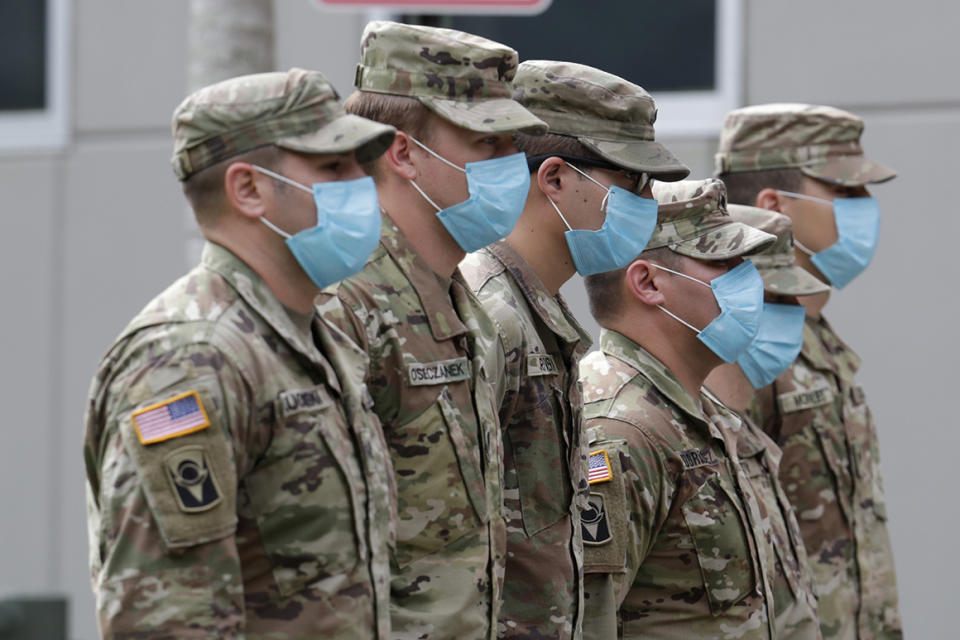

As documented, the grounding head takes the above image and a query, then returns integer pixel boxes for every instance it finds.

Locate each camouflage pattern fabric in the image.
[727,204,829,297]
[747,316,902,640]
[354,21,546,134]
[513,60,689,180]
[578,329,780,640]
[460,240,593,639]
[84,242,394,639]
[171,67,395,180]
[317,214,506,640]
[650,179,776,260]
[714,104,896,187]
[704,390,822,640]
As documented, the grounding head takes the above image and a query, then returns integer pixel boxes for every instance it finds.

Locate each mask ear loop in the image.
[407,136,467,173]
[251,164,314,239]
[776,189,832,205]
[405,137,467,212]
[409,180,443,212]
[546,196,574,231]
[252,165,313,194]
[793,239,816,256]
[775,190,829,257]
[646,262,711,335]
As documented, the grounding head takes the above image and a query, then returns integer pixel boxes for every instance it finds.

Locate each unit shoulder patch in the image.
[132,390,210,445]
[581,492,612,545]
[407,357,471,386]
[588,449,613,484]
[164,445,222,513]
[778,384,834,413]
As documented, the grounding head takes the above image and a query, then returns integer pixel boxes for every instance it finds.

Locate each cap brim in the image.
[276,114,396,164]
[801,155,896,187]
[670,222,776,260]
[420,96,547,134]
[757,265,830,296]
[579,137,690,181]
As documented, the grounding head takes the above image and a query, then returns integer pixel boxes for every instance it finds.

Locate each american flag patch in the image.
[588,449,613,484]
[132,390,210,445]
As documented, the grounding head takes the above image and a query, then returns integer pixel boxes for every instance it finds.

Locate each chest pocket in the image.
[842,385,887,521]
[681,471,756,615]
[389,387,487,568]
[252,385,366,598]
[506,362,570,537]
[739,448,805,600]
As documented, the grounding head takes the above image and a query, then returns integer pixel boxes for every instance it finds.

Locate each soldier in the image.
[715,104,902,639]
[704,205,829,639]
[83,69,397,638]
[316,21,546,640]
[459,60,689,639]
[578,178,782,639]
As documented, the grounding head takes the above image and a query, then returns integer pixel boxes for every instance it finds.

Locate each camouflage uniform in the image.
[458,60,689,639]
[579,179,782,639]
[718,105,902,639]
[460,240,592,640]
[715,205,829,640]
[319,22,544,640]
[84,69,397,639]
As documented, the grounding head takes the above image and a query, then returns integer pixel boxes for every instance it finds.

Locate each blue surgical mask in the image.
[408,137,529,252]
[548,163,658,276]
[652,261,765,363]
[777,190,880,289]
[736,302,805,389]
[253,166,381,289]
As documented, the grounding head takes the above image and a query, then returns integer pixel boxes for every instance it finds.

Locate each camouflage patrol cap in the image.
[715,103,896,187]
[354,21,546,134]
[727,204,829,296]
[648,179,775,260]
[171,68,396,181]
[514,60,689,181]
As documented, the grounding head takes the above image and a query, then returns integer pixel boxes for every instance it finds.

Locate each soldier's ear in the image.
[755,188,784,212]
[535,156,566,198]
[624,259,666,307]
[224,162,270,219]
[381,131,418,181]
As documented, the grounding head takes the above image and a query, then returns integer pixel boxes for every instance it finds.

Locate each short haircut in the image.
[181,144,281,227]
[718,168,804,206]
[344,91,433,178]
[514,132,605,165]
[584,246,682,324]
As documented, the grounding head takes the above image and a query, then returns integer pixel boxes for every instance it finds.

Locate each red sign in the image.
[316,0,552,15]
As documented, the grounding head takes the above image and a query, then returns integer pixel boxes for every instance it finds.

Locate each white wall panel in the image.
[0,157,60,597]
[75,0,189,133]
[747,0,960,108]
[59,137,188,639]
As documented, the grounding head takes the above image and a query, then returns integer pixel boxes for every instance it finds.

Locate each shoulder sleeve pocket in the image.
[118,377,237,549]
[583,443,629,574]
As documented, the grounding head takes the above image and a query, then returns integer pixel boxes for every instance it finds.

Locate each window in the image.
[402,0,742,136]
[0,0,70,150]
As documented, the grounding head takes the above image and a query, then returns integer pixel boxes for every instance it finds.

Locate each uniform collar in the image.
[800,314,861,379]
[378,213,468,342]
[201,242,340,393]
[599,328,706,424]
[485,240,592,349]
